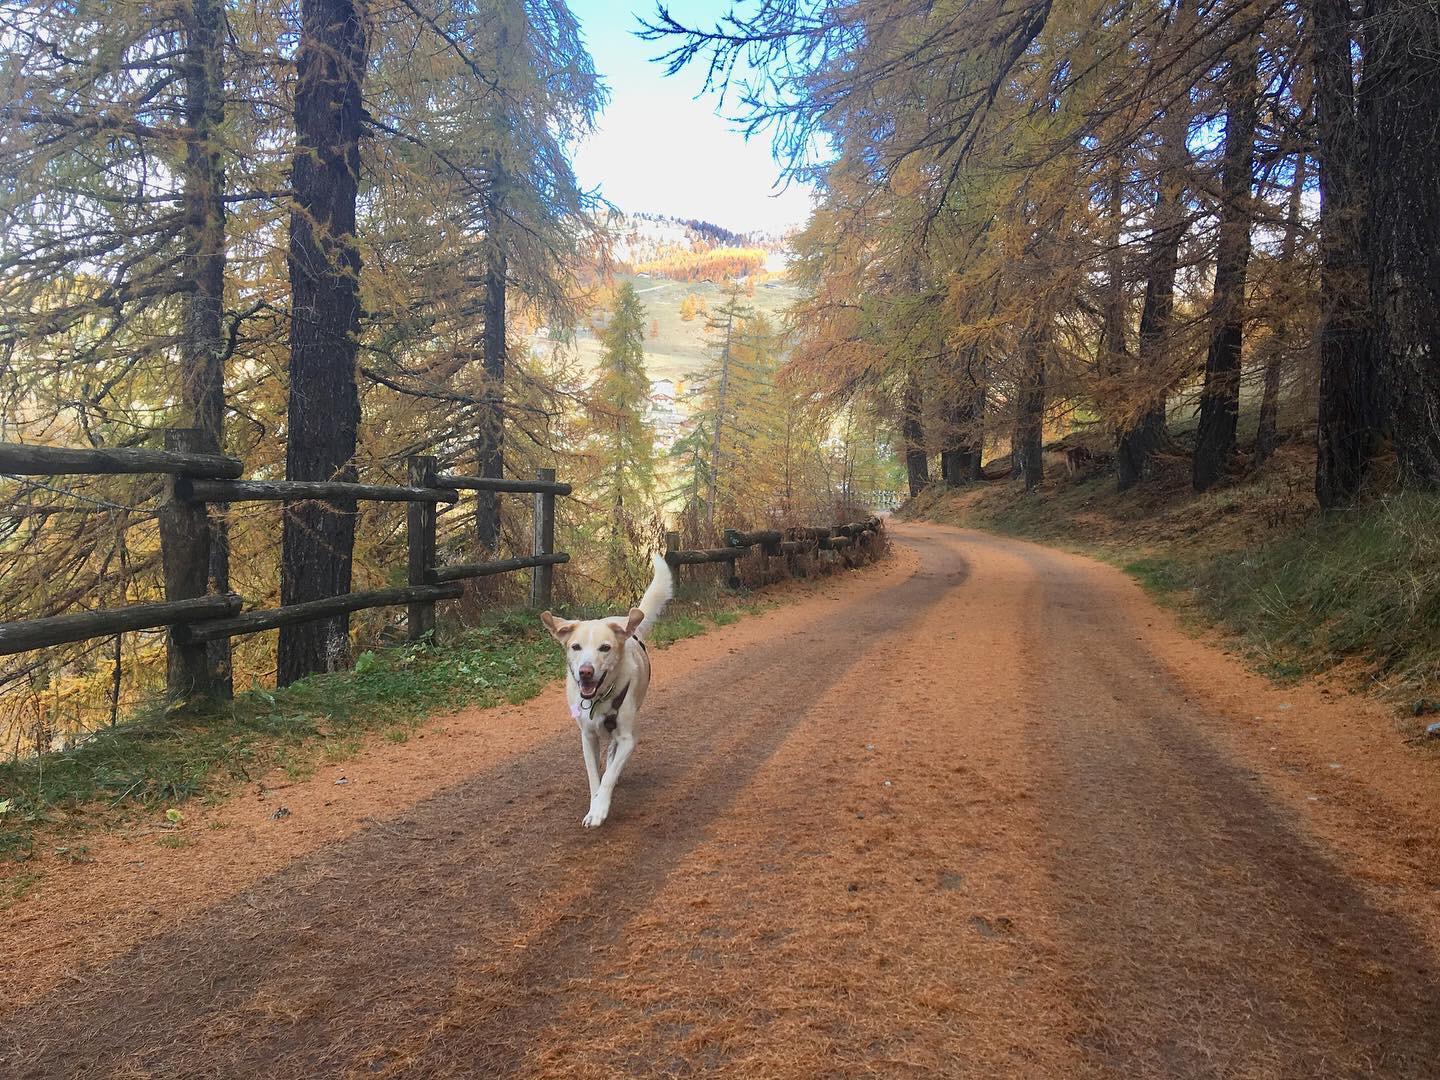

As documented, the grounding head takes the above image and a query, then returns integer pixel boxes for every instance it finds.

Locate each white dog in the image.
[540,553,673,828]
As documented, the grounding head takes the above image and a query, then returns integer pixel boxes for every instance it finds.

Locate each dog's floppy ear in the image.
[620,607,645,638]
[540,610,575,641]
[606,608,645,639]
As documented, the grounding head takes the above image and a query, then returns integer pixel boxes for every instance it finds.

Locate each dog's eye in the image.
[599,644,611,653]
[570,643,581,651]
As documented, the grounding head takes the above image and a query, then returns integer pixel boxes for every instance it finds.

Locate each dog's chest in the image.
[570,674,638,734]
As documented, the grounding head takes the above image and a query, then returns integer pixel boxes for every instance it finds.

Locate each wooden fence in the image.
[664,516,884,590]
[0,431,570,701]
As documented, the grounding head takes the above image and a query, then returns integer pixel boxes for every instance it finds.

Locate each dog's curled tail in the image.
[635,552,673,640]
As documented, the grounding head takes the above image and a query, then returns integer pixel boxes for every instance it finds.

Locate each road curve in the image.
[4,521,1439,1078]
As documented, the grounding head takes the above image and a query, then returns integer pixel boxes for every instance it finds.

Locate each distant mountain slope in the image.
[605,209,792,272]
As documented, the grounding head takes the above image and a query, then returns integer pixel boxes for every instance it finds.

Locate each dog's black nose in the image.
[578,663,594,679]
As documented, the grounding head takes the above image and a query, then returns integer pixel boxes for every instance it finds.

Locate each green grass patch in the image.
[1180,494,1440,693]
[649,613,706,644]
[0,587,783,862]
[1122,556,1197,599]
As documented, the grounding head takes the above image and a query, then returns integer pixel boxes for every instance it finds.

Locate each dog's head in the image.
[540,608,645,699]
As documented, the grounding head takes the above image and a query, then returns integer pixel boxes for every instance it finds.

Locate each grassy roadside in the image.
[0,584,787,879]
[902,445,1440,728]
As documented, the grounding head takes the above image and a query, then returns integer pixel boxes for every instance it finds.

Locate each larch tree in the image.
[0,0,270,697]
[1364,0,1440,488]
[671,286,787,529]
[1253,152,1310,466]
[359,0,604,547]
[1308,0,1376,508]
[274,0,602,682]
[277,0,369,684]
[1192,20,1260,492]
[588,281,657,578]
[647,0,1346,505]
[1116,0,1195,492]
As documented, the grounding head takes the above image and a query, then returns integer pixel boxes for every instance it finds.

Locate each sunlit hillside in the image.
[533,271,805,384]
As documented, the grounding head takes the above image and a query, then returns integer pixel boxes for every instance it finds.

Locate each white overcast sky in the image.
[567,0,817,234]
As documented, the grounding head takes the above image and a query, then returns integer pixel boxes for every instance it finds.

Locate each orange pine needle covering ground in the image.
[4,524,1440,1077]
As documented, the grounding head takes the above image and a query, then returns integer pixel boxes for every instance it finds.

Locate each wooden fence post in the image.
[665,530,681,592]
[407,455,438,642]
[530,468,556,608]
[160,429,216,701]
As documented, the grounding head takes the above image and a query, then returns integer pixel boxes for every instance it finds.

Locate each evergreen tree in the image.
[666,418,713,537]
[681,286,788,528]
[588,282,657,572]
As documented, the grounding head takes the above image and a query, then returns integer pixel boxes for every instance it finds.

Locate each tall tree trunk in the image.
[902,378,929,496]
[1366,0,1440,485]
[278,0,367,686]
[1100,162,1134,474]
[1193,30,1260,492]
[1309,0,1377,509]
[962,359,986,481]
[1099,163,1129,379]
[475,236,506,552]
[1255,153,1308,464]
[1015,332,1045,491]
[179,0,232,694]
[940,394,964,486]
[1117,54,1188,492]
[1117,180,1184,490]
[940,350,985,484]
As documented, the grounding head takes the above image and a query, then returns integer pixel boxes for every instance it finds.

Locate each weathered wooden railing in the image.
[0,435,571,701]
[664,516,884,590]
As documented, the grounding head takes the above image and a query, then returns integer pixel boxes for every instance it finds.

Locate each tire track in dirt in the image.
[499,525,1092,1079]
[993,532,1440,1078]
[0,533,959,1078]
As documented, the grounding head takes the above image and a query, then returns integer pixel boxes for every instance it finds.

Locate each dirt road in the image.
[5,522,1440,1078]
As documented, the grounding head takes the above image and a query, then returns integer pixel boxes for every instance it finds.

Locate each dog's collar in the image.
[579,681,629,714]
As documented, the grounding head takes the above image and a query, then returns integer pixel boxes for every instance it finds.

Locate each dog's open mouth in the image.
[577,675,601,698]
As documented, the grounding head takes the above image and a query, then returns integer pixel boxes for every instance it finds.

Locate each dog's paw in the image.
[582,805,607,828]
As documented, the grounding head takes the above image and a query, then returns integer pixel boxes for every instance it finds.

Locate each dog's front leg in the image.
[583,730,635,828]
[579,725,603,810]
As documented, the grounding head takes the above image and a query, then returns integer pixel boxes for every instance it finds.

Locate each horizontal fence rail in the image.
[666,517,883,590]
[430,552,570,584]
[0,441,243,479]
[0,595,243,657]
[0,433,572,701]
[181,478,460,504]
[175,585,465,644]
[723,528,782,551]
[435,474,573,496]
[666,546,746,565]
